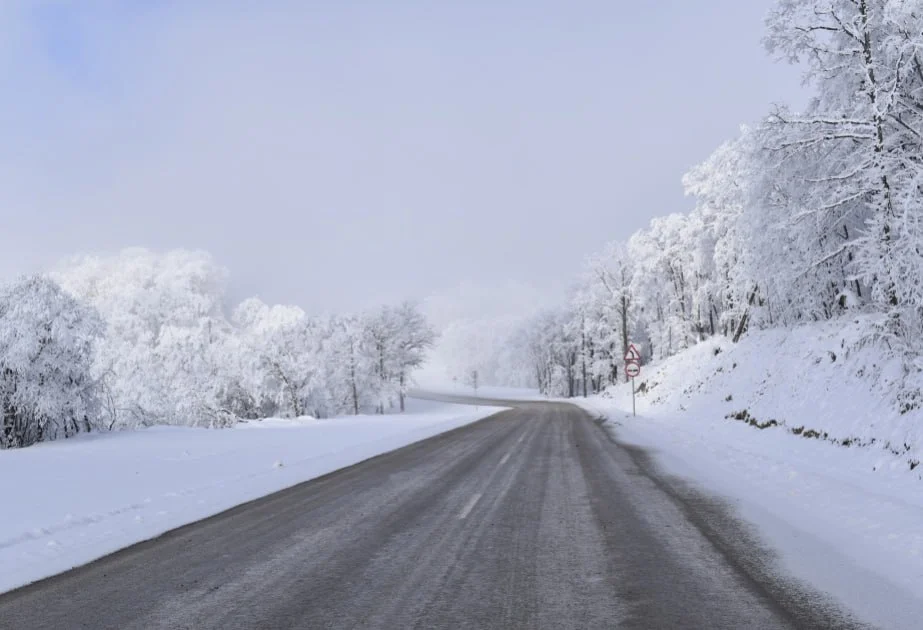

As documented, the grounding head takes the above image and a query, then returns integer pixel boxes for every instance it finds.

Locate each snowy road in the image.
[0,401,864,629]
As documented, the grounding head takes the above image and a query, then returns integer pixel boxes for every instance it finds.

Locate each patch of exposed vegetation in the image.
[726,411,918,471]
[724,409,778,429]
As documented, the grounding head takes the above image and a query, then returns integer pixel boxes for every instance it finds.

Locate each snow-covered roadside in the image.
[0,400,504,595]
[571,321,923,629]
[587,404,923,629]
[411,383,544,401]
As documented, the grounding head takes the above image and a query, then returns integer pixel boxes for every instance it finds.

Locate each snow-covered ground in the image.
[575,321,923,629]
[0,400,504,595]
[412,382,544,401]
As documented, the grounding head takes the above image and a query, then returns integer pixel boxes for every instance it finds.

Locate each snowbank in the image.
[607,317,922,470]
[578,320,923,629]
[0,401,504,594]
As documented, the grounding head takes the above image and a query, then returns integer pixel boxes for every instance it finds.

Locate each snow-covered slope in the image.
[579,320,923,629]
[606,317,922,471]
[0,401,504,595]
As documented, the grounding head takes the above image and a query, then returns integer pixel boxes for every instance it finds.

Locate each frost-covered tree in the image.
[682,129,769,339]
[366,306,401,414]
[627,215,699,360]
[763,0,923,337]
[389,302,437,411]
[509,308,582,397]
[0,276,103,448]
[327,314,377,416]
[0,246,441,438]
[428,315,527,388]
[52,248,235,428]
[572,242,638,387]
[231,298,332,418]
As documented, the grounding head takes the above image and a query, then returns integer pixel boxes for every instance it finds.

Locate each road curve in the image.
[0,401,866,629]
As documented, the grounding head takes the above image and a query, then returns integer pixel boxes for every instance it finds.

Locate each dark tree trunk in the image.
[399,372,406,412]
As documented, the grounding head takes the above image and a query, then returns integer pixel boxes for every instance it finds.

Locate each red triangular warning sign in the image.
[625,344,641,363]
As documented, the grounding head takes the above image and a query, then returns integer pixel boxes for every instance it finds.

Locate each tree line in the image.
[496,1,923,398]
[0,249,435,449]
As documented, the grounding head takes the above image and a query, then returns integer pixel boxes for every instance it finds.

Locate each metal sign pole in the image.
[631,376,636,417]
[625,343,641,418]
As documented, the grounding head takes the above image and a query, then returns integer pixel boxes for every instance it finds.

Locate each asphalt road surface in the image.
[0,398,867,629]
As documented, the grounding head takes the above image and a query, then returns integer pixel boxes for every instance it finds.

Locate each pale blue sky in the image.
[0,1,806,312]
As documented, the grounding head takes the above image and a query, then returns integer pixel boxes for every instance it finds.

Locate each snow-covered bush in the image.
[0,276,103,448]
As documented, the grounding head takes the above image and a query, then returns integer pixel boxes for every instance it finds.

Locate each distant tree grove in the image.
[0,249,435,449]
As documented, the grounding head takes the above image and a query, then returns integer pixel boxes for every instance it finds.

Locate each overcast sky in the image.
[0,0,807,314]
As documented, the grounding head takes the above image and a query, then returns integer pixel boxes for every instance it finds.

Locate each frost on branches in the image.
[761,0,923,333]
[476,0,923,400]
[0,276,102,449]
[0,249,437,449]
[52,248,237,430]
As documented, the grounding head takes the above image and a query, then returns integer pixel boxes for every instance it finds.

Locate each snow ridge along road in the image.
[0,399,865,629]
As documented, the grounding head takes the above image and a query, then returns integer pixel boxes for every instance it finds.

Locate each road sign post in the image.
[624,344,642,417]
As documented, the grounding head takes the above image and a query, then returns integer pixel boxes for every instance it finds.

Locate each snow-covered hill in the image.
[603,318,923,474]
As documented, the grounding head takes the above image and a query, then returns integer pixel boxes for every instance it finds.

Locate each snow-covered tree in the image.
[389,302,437,411]
[0,276,103,448]
[52,248,235,428]
[230,298,331,418]
[763,0,923,338]
[327,314,377,416]
[508,308,582,397]
[575,242,638,386]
